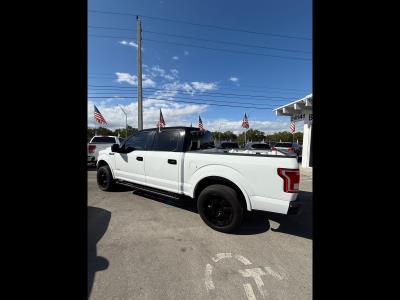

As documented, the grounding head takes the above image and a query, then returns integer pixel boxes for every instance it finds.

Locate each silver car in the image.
[272,142,302,157]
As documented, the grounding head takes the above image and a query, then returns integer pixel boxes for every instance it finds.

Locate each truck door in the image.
[113,130,154,185]
[144,129,185,194]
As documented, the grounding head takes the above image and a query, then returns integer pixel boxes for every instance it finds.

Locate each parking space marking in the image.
[205,253,285,300]
[238,268,267,299]
[243,283,257,300]
[212,253,233,262]
[234,254,252,265]
[205,263,215,291]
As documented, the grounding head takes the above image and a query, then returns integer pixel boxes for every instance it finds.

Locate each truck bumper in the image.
[87,155,96,162]
[287,199,302,215]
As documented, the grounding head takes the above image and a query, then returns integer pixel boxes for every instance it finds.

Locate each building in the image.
[273,94,313,168]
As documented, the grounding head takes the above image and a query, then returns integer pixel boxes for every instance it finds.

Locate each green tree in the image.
[238,129,265,145]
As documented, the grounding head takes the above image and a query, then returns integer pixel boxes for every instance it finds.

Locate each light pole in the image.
[119,105,128,138]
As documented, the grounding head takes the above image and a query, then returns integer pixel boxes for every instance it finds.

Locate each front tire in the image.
[97,165,115,191]
[197,184,243,233]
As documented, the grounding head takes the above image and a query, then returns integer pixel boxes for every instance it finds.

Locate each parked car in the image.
[272,142,302,157]
[245,142,271,153]
[96,127,301,233]
[88,136,124,164]
[215,141,240,152]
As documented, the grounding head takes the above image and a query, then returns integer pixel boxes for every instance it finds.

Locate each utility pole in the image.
[137,16,143,131]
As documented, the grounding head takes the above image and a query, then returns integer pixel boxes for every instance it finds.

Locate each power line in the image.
[88,92,280,106]
[88,74,309,93]
[88,10,311,41]
[88,89,282,105]
[88,25,311,54]
[88,96,277,110]
[88,34,311,61]
[88,84,297,99]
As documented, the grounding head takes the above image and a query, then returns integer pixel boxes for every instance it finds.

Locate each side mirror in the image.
[111,143,121,153]
[125,146,135,153]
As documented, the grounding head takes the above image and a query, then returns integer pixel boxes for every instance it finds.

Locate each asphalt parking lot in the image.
[88,166,312,300]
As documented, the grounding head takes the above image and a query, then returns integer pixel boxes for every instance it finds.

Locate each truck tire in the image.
[97,165,115,191]
[197,184,243,233]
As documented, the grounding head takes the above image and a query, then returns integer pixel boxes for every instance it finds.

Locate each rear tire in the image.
[97,165,115,191]
[197,184,243,233]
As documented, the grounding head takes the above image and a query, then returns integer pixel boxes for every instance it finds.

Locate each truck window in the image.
[275,142,292,147]
[91,136,116,143]
[152,130,180,152]
[189,131,215,150]
[125,131,152,150]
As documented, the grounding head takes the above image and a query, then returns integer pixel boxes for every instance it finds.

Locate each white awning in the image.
[273,94,312,116]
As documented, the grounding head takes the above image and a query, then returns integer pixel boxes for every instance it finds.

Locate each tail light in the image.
[272,147,276,150]
[277,168,300,193]
[288,147,294,152]
[88,144,96,153]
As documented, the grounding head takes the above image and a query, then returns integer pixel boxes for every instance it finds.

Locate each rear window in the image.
[221,142,239,149]
[275,142,292,147]
[91,137,116,143]
[189,130,215,150]
[251,143,270,149]
[152,130,181,152]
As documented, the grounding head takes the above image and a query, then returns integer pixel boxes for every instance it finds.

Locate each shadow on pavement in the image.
[266,190,312,240]
[88,207,111,298]
[130,189,311,237]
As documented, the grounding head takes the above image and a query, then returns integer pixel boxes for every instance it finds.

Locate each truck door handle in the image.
[168,159,177,165]
[136,156,143,161]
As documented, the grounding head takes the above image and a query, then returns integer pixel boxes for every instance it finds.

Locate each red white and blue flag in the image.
[290,122,296,133]
[242,113,249,129]
[156,109,166,130]
[94,105,107,124]
[198,115,204,130]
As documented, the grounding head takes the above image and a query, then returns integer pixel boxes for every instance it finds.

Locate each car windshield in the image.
[91,136,116,143]
[275,142,292,147]
[251,143,270,149]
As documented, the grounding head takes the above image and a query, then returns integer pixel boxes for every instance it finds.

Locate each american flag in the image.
[290,122,296,133]
[242,113,249,129]
[94,105,107,124]
[198,115,204,130]
[156,109,166,129]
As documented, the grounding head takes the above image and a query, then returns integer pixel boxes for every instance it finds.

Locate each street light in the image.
[119,105,128,138]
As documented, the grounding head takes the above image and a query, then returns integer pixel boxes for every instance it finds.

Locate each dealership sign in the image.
[291,112,313,124]
[291,113,306,122]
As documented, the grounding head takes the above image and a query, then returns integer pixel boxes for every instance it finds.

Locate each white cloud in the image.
[115,72,156,88]
[119,40,144,51]
[191,81,218,92]
[184,50,189,56]
[203,119,299,135]
[229,77,239,82]
[88,99,207,129]
[172,56,179,60]
[170,69,179,77]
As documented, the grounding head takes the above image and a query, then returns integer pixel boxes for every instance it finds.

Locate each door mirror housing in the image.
[111,143,121,153]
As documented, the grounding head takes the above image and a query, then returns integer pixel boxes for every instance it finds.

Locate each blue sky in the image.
[88,0,312,133]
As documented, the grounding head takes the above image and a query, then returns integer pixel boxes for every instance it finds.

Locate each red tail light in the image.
[277,168,300,193]
[288,147,294,152]
[88,144,96,153]
[272,147,276,150]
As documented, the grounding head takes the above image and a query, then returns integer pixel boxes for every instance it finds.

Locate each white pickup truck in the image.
[88,136,124,164]
[96,127,301,233]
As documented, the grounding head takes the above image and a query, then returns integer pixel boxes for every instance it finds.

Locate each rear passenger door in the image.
[145,129,184,194]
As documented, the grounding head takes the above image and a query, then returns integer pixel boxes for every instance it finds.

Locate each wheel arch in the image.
[193,176,251,211]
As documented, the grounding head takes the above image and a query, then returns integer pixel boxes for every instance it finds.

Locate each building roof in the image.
[273,94,312,116]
